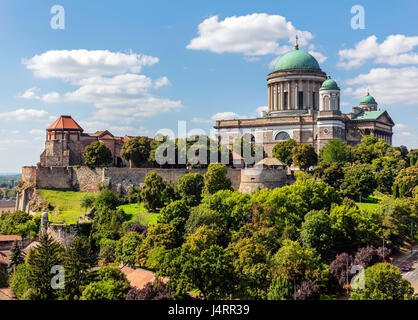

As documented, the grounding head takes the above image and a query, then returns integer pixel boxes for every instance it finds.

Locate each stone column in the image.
[281,82,284,111]
[268,84,271,112]
[295,81,299,110]
[287,82,291,110]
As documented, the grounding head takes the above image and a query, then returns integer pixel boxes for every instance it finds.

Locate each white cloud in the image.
[187,13,315,57]
[29,129,45,135]
[344,67,418,104]
[78,120,151,137]
[394,123,408,130]
[0,108,50,121]
[23,49,159,83]
[22,49,183,120]
[20,87,40,100]
[338,35,418,69]
[154,77,170,88]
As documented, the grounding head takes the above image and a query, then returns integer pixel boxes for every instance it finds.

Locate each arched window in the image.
[275,131,290,141]
[324,96,330,110]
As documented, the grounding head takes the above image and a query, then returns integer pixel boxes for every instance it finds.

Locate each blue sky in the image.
[0,0,417,172]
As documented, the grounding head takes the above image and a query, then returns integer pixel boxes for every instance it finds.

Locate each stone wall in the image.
[239,168,287,193]
[21,166,242,194]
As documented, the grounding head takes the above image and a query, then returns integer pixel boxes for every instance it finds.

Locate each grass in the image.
[117,202,160,227]
[356,194,386,211]
[38,189,93,224]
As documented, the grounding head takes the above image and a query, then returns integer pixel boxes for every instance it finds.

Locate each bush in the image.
[83,141,113,168]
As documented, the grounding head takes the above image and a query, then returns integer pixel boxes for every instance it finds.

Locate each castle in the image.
[214,41,395,155]
[40,115,130,167]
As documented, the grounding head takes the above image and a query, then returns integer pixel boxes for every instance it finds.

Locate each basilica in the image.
[214,41,395,156]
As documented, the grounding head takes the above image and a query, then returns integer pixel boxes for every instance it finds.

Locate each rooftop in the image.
[351,110,386,120]
[47,115,84,132]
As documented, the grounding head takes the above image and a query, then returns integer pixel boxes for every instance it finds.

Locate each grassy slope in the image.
[356,194,386,211]
[37,189,92,224]
[117,203,159,226]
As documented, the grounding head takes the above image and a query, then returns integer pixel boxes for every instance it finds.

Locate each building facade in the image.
[214,42,395,155]
[40,115,129,167]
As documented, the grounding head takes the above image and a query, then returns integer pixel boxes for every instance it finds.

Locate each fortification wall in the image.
[21,166,242,194]
[238,168,287,194]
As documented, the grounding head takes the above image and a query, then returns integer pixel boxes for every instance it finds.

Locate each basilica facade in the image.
[214,42,395,156]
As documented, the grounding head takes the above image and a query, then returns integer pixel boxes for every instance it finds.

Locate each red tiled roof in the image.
[0,235,22,242]
[47,115,84,132]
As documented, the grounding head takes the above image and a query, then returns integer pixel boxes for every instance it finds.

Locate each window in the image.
[298,91,304,110]
[275,131,290,141]
[312,92,316,109]
[284,92,288,110]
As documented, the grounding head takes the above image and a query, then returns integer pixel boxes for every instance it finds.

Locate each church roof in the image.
[47,115,84,132]
[320,76,340,90]
[360,92,377,105]
[351,110,386,120]
[273,46,321,72]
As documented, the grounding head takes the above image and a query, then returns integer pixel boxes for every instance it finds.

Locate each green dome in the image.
[273,47,321,72]
[360,93,377,105]
[320,77,340,90]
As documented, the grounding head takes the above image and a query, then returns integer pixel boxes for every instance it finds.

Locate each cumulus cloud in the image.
[23,49,159,83]
[0,108,51,121]
[20,87,40,100]
[21,49,183,120]
[338,34,418,69]
[344,67,418,104]
[187,13,316,57]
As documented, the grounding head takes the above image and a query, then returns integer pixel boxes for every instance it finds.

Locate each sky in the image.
[0,0,417,172]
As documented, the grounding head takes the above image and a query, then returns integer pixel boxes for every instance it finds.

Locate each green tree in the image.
[227,237,270,299]
[115,232,143,267]
[319,139,352,164]
[9,264,33,299]
[394,167,418,197]
[272,139,297,166]
[267,274,294,300]
[9,240,25,271]
[81,266,131,300]
[340,163,377,201]
[135,224,177,267]
[271,239,322,285]
[183,225,218,254]
[159,245,235,300]
[349,263,414,300]
[62,237,91,300]
[314,162,344,189]
[80,194,95,214]
[140,170,167,211]
[0,211,39,238]
[292,143,318,171]
[121,136,151,168]
[148,134,169,165]
[158,200,191,241]
[27,233,64,300]
[83,141,113,167]
[203,163,232,195]
[176,173,204,205]
[300,210,333,258]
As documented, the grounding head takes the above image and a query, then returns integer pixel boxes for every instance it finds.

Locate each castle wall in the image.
[21,166,242,194]
[239,168,287,193]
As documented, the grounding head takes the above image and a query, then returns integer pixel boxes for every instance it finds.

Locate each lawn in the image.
[117,202,160,226]
[37,189,93,224]
[356,194,385,211]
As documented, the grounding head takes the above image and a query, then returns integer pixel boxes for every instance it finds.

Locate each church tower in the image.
[316,75,345,150]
